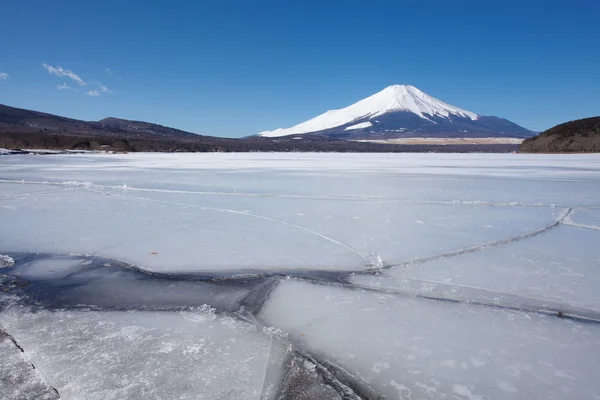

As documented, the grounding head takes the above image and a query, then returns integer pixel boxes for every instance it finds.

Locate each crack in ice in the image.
[3,178,600,209]
[82,186,367,263]
[384,208,573,268]
[562,210,600,231]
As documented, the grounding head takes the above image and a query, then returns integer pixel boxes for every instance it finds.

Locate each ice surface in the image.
[0,189,360,271]
[260,280,600,400]
[0,186,566,272]
[0,329,59,400]
[0,304,283,400]
[2,153,599,204]
[352,225,600,314]
[2,152,600,399]
[566,208,600,230]
[0,182,71,199]
[3,153,596,272]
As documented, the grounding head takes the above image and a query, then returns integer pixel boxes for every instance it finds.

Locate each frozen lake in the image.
[1,152,600,399]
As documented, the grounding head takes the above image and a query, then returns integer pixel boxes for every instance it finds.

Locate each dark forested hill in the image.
[520,117,600,153]
[0,104,206,140]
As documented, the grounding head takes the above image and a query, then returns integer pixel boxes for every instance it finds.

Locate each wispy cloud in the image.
[43,63,85,86]
[43,63,113,96]
[95,82,112,93]
[56,83,75,90]
[0,72,8,80]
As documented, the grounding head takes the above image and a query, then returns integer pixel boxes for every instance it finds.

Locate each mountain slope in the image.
[520,116,600,153]
[259,85,534,139]
[98,117,200,139]
[0,104,204,139]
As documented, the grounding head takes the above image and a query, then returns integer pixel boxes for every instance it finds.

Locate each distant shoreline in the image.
[0,141,519,154]
[354,137,524,146]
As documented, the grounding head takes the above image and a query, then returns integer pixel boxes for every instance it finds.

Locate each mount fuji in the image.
[258,85,534,139]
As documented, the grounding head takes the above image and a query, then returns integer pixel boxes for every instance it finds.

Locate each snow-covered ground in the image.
[1,152,599,399]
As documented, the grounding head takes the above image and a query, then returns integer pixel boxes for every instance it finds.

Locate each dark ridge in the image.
[520,116,600,153]
[97,117,203,139]
[0,103,518,153]
[0,131,518,153]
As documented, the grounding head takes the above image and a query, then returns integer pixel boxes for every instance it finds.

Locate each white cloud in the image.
[0,72,8,80]
[95,82,112,93]
[43,63,85,86]
[43,63,114,96]
[56,83,74,90]
[104,67,112,75]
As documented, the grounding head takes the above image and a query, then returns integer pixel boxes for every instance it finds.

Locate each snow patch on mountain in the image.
[345,121,372,131]
[259,85,479,137]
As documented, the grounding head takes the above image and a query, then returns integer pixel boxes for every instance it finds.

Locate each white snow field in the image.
[1,152,600,399]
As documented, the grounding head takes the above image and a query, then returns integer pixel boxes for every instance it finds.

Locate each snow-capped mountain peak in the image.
[369,85,478,121]
[258,85,479,137]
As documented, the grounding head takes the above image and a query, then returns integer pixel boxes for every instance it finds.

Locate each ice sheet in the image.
[0,182,72,199]
[0,304,282,400]
[352,225,600,313]
[91,188,567,264]
[2,153,600,206]
[3,153,599,273]
[2,152,600,399]
[566,208,600,230]
[0,189,360,271]
[0,329,59,400]
[0,184,565,272]
[260,280,600,400]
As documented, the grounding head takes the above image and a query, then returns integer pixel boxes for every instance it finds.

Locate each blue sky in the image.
[1,0,599,137]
